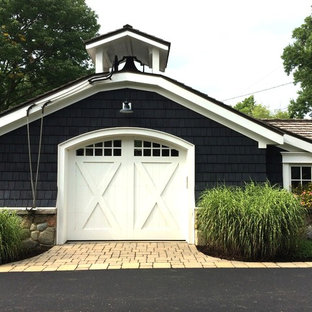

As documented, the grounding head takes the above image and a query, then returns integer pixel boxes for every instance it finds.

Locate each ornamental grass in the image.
[0,210,23,264]
[197,182,306,260]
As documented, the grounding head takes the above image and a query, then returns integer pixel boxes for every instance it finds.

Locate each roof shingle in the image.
[264,119,312,140]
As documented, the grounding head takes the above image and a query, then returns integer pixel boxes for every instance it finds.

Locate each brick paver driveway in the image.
[1,241,312,272]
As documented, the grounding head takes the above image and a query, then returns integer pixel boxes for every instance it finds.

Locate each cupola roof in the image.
[85,24,171,73]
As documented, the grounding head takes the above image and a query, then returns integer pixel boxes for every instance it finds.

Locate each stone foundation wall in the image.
[16,209,56,251]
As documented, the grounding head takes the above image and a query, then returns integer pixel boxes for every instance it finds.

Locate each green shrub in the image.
[0,210,23,264]
[295,239,312,260]
[197,182,306,260]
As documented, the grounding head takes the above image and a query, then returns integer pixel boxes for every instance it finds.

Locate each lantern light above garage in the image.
[120,100,133,113]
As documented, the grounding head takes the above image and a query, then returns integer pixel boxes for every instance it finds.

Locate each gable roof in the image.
[1,68,311,153]
[85,24,170,49]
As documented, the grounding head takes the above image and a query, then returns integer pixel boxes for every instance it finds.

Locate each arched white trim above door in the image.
[56,127,195,244]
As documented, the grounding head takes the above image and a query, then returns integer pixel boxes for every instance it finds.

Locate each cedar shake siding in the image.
[0,89,275,207]
[265,145,283,187]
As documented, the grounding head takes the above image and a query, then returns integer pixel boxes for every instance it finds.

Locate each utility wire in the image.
[222,81,294,102]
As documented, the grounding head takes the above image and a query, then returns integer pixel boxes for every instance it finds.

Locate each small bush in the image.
[292,183,312,212]
[0,210,23,264]
[197,182,306,260]
[295,239,312,260]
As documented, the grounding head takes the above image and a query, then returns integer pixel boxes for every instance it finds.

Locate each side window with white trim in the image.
[76,140,122,156]
[134,140,179,157]
[291,166,312,188]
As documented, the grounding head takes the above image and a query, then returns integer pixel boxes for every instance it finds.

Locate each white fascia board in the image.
[276,143,302,152]
[86,31,169,52]
[0,72,295,150]
[283,134,312,153]
[102,73,284,146]
[0,79,93,136]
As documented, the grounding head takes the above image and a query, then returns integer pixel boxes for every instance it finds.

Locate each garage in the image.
[2,25,302,248]
[59,128,195,242]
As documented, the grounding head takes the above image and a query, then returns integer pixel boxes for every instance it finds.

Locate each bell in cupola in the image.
[85,24,171,74]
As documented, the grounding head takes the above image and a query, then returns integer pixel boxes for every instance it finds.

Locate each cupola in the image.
[85,24,171,74]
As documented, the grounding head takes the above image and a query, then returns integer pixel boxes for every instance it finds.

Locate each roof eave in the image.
[0,71,294,149]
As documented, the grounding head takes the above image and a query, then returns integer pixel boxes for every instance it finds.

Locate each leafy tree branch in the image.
[282,14,312,118]
[0,0,100,112]
[233,96,290,119]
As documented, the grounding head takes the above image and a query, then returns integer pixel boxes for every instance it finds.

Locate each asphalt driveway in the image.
[1,268,312,312]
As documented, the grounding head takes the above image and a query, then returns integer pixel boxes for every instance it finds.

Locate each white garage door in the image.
[67,137,188,240]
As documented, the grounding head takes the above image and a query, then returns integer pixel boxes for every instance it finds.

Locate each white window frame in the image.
[282,152,312,190]
[289,165,312,188]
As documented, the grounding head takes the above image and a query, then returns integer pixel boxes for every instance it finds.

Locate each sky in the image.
[85,0,311,113]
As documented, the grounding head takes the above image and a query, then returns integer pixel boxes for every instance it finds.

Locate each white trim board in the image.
[86,30,169,53]
[1,71,311,152]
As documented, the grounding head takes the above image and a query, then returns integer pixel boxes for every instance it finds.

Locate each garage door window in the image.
[76,140,122,156]
[134,140,179,157]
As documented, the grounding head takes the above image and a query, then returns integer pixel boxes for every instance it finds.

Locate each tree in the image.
[234,95,272,119]
[0,0,99,111]
[281,15,312,118]
[234,95,257,116]
[233,95,290,119]
[273,110,291,119]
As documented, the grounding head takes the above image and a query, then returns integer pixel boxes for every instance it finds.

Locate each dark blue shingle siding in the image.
[0,89,281,207]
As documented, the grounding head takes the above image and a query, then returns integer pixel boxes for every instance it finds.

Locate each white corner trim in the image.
[56,127,195,244]
[282,163,291,190]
